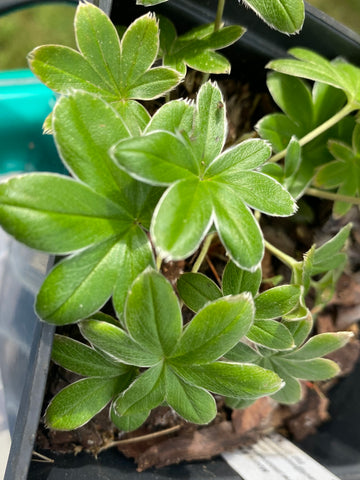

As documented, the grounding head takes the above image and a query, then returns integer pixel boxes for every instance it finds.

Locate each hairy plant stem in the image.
[192,233,217,273]
[306,187,360,205]
[264,240,297,270]
[270,103,355,163]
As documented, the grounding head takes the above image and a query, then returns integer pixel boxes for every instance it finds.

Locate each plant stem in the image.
[192,233,216,273]
[270,103,355,163]
[214,0,226,31]
[264,240,297,269]
[306,187,360,205]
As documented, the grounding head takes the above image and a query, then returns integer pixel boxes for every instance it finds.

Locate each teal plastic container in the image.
[0,69,66,175]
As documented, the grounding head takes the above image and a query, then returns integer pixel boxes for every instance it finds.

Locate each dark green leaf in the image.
[222,261,261,296]
[254,285,302,320]
[177,272,222,312]
[247,320,294,350]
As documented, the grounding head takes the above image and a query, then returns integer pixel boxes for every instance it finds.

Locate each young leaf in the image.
[125,269,182,357]
[268,48,360,108]
[171,293,254,365]
[177,272,222,312]
[159,16,244,74]
[51,335,131,377]
[274,357,340,381]
[242,0,304,34]
[311,224,352,275]
[29,5,181,102]
[45,376,128,430]
[285,332,353,361]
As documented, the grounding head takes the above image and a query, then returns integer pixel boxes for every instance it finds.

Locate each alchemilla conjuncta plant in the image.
[0,0,359,432]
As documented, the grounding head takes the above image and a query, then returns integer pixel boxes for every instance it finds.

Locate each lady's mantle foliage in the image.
[45,270,282,431]
[0,91,160,325]
[112,81,297,271]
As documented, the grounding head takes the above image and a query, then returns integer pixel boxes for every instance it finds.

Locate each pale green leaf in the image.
[275,357,340,380]
[285,332,353,360]
[146,99,195,135]
[113,100,151,136]
[312,224,352,275]
[126,67,182,100]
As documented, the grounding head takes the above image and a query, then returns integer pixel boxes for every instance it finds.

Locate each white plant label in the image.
[222,433,341,480]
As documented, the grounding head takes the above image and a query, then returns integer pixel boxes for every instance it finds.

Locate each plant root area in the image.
[34,71,360,471]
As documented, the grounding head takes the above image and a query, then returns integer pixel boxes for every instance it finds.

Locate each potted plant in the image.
[2,0,360,479]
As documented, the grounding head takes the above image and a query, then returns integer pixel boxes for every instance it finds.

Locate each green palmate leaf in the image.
[315,135,360,218]
[114,363,165,416]
[0,174,132,254]
[247,320,294,350]
[311,224,352,275]
[159,16,244,75]
[125,269,182,356]
[45,376,127,430]
[79,319,161,367]
[225,342,261,363]
[165,368,216,424]
[274,357,340,381]
[110,405,149,432]
[268,48,360,107]
[242,0,304,34]
[285,332,353,360]
[113,82,296,271]
[171,293,254,365]
[51,335,130,377]
[151,179,213,260]
[29,5,181,102]
[177,272,222,312]
[222,261,262,297]
[173,362,282,399]
[254,285,302,320]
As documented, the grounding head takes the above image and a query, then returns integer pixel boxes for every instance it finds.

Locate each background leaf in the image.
[177,272,222,312]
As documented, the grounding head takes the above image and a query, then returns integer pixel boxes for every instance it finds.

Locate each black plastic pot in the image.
[2,1,360,479]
